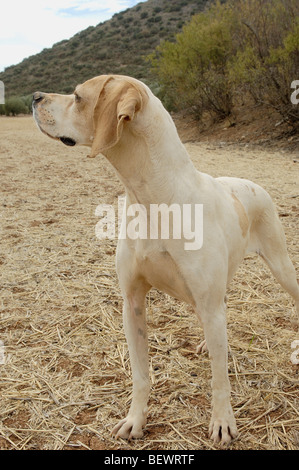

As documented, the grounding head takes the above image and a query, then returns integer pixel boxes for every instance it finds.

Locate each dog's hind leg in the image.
[253,204,299,325]
[112,280,151,440]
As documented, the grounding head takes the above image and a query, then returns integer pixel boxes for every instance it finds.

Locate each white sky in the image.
[0,0,146,72]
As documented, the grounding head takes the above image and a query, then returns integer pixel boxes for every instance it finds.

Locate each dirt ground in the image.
[0,116,298,450]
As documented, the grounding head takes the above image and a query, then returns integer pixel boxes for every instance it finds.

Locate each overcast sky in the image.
[0,0,146,72]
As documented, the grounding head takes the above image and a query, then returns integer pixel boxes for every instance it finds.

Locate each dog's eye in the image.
[74,93,81,103]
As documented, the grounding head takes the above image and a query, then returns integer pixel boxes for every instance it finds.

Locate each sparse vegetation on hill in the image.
[0,0,208,102]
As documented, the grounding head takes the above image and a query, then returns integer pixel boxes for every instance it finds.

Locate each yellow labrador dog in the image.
[33,75,299,445]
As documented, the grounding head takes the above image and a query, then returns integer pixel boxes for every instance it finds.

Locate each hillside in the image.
[0,0,209,97]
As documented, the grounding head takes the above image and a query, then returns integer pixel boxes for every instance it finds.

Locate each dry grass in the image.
[0,116,298,450]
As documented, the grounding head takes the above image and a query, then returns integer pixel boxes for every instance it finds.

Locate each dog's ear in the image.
[89,79,144,158]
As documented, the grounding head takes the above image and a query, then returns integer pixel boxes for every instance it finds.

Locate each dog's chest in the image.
[138,248,194,305]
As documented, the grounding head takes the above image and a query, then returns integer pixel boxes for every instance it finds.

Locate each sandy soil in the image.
[0,116,298,450]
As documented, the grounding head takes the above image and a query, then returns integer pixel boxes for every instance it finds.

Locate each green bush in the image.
[4,97,30,115]
[22,95,33,110]
[0,95,32,116]
[148,1,236,119]
[148,0,299,122]
[227,0,299,121]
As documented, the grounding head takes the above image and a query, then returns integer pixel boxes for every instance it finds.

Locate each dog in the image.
[33,74,299,444]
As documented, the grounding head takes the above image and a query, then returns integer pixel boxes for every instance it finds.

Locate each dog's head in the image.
[33,75,149,158]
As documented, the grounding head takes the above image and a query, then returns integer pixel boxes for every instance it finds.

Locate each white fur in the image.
[33,75,299,444]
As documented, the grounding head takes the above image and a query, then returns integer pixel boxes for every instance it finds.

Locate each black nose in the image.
[32,92,45,105]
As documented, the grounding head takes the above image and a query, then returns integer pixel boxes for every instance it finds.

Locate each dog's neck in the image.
[105,98,199,207]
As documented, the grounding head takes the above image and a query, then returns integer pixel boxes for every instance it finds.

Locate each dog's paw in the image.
[196,339,208,354]
[112,415,145,440]
[209,412,238,445]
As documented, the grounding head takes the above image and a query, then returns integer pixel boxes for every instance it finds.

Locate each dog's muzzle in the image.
[32,92,77,147]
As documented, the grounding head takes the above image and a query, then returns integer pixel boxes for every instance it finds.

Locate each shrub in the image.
[228,0,299,121]
[149,0,299,122]
[4,97,30,116]
[22,95,33,110]
[0,95,32,116]
[148,1,236,119]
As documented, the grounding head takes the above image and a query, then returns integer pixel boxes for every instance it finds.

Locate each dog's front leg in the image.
[112,295,150,440]
[201,305,238,445]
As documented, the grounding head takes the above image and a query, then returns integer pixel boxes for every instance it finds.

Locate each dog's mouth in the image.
[33,116,77,147]
[60,137,76,147]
